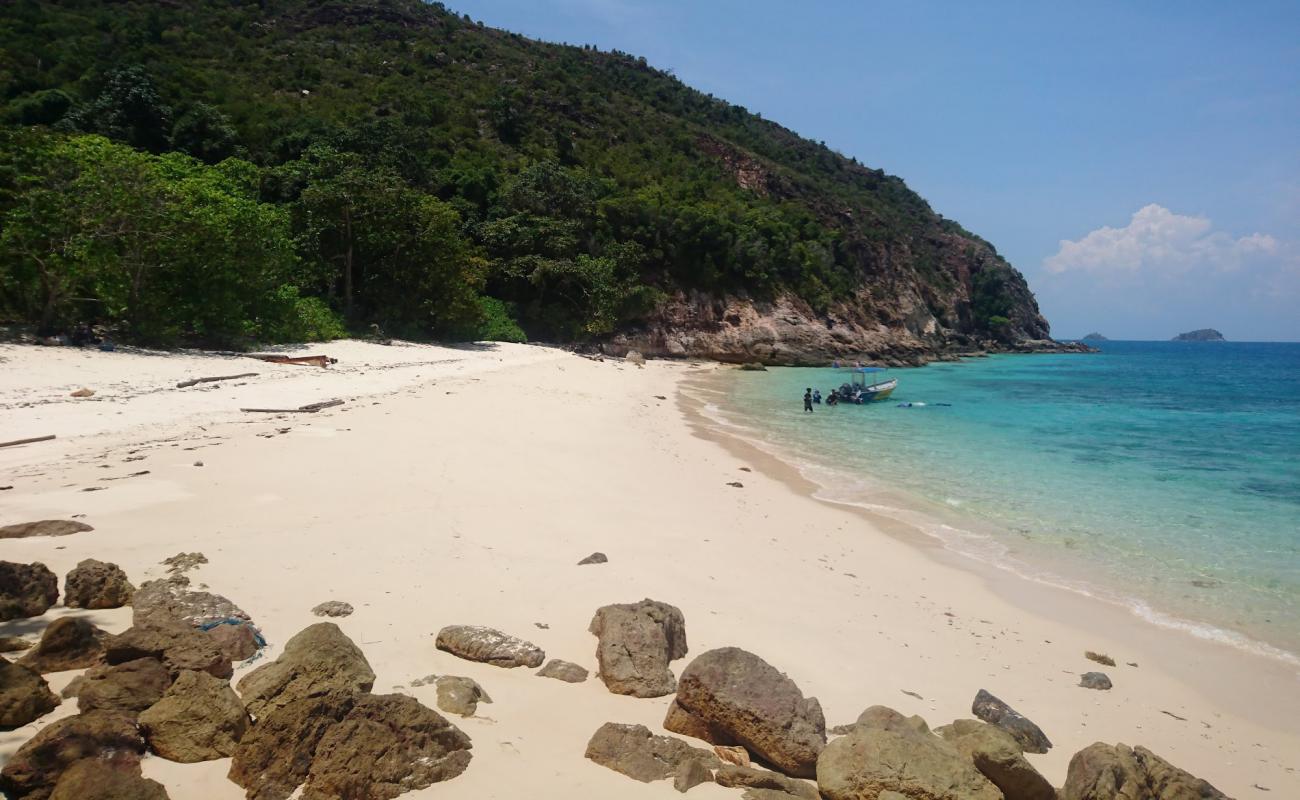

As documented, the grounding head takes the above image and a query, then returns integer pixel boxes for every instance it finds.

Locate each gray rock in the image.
[138,669,250,762]
[671,647,825,778]
[585,722,720,782]
[1079,672,1113,690]
[64,559,134,609]
[434,675,491,717]
[588,598,687,697]
[435,625,545,668]
[578,552,608,565]
[971,689,1052,754]
[310,601,353,618]
[0,561,59,621]
[19,617,107,673]
[0,521,93,539]
[0,657,60,728]
[236,622,374,719]
[1060,742,1229,800]
[537,659,589,683]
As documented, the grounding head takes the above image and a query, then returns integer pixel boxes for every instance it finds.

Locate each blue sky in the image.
[452,1,1300,340]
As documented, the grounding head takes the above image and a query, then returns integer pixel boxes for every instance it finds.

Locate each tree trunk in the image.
[343,205,354,318]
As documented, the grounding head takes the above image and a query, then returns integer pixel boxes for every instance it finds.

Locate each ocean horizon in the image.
[697,340,1300,666]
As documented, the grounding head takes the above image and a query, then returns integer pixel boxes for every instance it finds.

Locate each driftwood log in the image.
[0,435,56,449]
[240,399,344,414]
[248,354,337,368]
[176,372,258,388]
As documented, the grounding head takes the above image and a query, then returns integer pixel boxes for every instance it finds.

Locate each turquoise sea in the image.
[698,341,1300,663]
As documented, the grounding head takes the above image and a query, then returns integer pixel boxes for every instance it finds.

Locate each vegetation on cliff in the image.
[1,0,1051,350]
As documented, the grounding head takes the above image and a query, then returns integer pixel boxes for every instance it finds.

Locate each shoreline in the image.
[0,343,1296,797]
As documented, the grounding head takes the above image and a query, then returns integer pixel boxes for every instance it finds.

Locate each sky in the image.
[451,1,1300,341]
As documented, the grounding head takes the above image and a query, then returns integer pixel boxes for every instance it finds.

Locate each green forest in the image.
[0,0,1040,349]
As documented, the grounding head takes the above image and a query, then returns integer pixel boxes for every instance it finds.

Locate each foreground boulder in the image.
[435,625,545,668]
[0,561,59,621]
[48,758,169,800]
[715,764,820,800]
[0,710,145,799]
[139,669,250,762]
[0,521,93,539]
[0,657,60,727]
[299,694,472,800]
[937,718,1055,800]
[1060,742,1229,800]
[236,622,375,719]
[228,692,356,800]
[434,675,492,717]
[76,658,171,715]
[19,617,107,673]
[817,707,1002,800]
[63,559,134,609]
[584,722,719,782]
[105,618,231,679]
[972,689,1052,754]
[670,647,825,778]
[589,598,687,697]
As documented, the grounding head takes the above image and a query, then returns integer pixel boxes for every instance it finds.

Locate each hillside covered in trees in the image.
[0,0,1068,362]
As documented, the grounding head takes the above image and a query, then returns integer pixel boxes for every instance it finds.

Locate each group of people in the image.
[803,386,850,412]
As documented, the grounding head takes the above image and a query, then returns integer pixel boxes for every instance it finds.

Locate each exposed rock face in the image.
[228,692,357,800]
[435,625,545,668]
[715,764,820,800]
[434,675,491,717]
[584,722,720,782]
[674,758,714,792]
[1060,742,1229,800]
[236,622,374,719]
[300,694,472,800]
[971,689,1052,754]
[48,758,170,800]
[311,601,354,618]
[537,659,589,683]
[578,552,608,565]
[139,669,250,762]
[1080,672,1113,690]
[0,657,60,727]
[205,621,260,662]
[0,561,59,620]
[0,521,93,539]
[131,578,249,629]
[937,718,1055,800]
[589,598,687,697]
[817,709,1002,800]
[63,559,134,609]
[76,658,171,715]
[19,617,107,673]
[665,698,734,744]
[105,618,232,680]
[0,710,146,799]
[672,647,825,778]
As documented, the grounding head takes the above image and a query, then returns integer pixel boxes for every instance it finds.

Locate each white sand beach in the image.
[0,340,1296,798]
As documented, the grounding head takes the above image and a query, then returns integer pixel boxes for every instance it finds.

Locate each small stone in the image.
[434,676,491,717]
[70,388,94,398]
[1079,672,1113,690]
[311,601,354,618]
[537,659,588,683]
[971,689,1052,754]
[715,745,751,767]
[577,552,608,565]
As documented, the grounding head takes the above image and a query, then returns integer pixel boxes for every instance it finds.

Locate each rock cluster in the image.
[589,598,687,697]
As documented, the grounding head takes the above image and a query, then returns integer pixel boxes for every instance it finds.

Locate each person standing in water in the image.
[804,388,814,413]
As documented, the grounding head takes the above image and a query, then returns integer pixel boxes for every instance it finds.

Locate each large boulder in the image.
[671,647,825,778]
[434,625,545,668]
[63,560,134,609]
[48,758,169,800]
[584,722,720,782]
[0,657,60,727]
[236,622,374,719]
[972,689,1052,754]
[715,764,820,800]
[0,521,93,539]
[19,617,107,673]
[105,618,231,679]
[228,692,356,800]
[1060,742,1229,800]
[0,561,59,621]
[0,710,146,799]
[76,658,172,715]
[139,669,250,762]
[588,598,687,697]
[298,694,473,800]
[816,710,1003,800]
[937,718,1055,800]
[131,578,249,629]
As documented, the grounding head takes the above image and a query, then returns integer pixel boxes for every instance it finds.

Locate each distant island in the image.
[1081,332,1109,341]
[1172,329,1226,342]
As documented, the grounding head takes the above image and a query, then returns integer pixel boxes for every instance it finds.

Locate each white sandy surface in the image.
[0,340,1295,798]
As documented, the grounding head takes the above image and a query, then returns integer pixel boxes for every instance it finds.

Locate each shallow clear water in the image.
[700,341,1300,663]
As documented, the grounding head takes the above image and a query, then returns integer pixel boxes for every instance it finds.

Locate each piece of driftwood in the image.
[0,435,56,449]
[248,354,337,368]
[177,372,259,388]
[240,399,344,414]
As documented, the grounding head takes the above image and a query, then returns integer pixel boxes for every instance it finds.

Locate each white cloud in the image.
[1044,204,1278,275]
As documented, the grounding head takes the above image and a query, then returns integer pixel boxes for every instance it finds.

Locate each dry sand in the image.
[0,339,1296,798]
